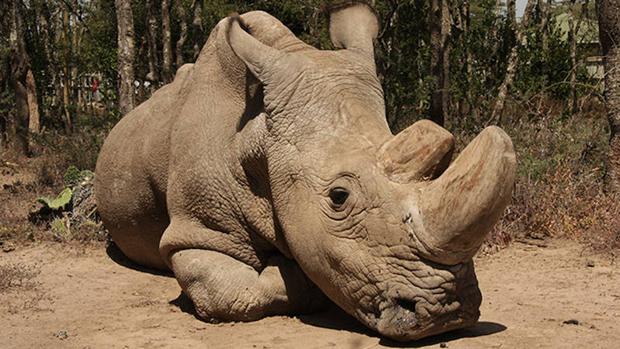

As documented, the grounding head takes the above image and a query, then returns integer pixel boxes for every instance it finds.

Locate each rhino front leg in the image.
[170,248,327,321]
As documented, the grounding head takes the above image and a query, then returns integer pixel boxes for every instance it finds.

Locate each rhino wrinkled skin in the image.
[95,2,516,341]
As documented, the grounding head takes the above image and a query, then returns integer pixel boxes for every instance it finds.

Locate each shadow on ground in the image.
[378,321,507,348]
[299,305,375,336]
[169,292,202,319]
[300,305,506,347]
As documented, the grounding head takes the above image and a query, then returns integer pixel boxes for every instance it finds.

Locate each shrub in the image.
[482,101,619,254]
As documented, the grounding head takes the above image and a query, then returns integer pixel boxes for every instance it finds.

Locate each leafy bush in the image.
[37,188,73,211]
[63,166,95,187]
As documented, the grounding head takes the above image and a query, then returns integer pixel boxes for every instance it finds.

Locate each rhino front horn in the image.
[412,126,516,265]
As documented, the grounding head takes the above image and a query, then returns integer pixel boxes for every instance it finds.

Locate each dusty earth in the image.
[1,239,618,349]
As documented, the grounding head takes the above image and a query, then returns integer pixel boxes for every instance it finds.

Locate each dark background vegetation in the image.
[0,0,618,253]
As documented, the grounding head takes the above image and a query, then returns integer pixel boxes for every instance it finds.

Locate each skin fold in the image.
[95,2,516,341]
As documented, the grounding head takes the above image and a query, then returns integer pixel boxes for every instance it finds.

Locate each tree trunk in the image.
[191,0,204,60]
[539,0,553,92]
[489,0,503,55]
[440,0,450,123]
[61,6,73,132]
[115,0,135,115]
[463,0,471,77]
[569,0,587,114]
[540,0,551,54]
[26,69,40,135]
[162,0,173,83]
[7,0,30,155]
[71,0,79,112]
[9,73,29,155]
[460,0,475,119]
[568,2,578,114]
[176,0,188,67]
[146,0,159,83]
[507,0,516,38]
[597,0,620,192]
[430,0,451,126]
[488,0,536,125]
[34,0,55,117]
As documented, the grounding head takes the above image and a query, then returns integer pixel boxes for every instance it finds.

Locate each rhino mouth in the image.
[354,261,482,342]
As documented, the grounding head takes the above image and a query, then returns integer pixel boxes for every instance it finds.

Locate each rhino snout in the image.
[371,268,482,341]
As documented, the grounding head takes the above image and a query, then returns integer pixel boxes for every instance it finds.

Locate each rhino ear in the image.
[226,15,285,82]
[328,1,379,58]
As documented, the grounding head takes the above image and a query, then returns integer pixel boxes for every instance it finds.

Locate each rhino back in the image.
[162,15,282,269]
[95,63,195,269]
[97,11,313,270]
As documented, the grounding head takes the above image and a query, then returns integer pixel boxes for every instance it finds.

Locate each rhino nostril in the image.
[395,298,417,314]
[403,212,413,224]
[375,298,420,336]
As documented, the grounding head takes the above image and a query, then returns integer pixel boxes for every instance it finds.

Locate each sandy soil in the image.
[1,239,618,349]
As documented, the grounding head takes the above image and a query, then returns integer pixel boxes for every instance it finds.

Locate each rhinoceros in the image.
[95,1,515,341]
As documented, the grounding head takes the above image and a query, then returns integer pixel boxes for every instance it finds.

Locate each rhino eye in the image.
[329,187,349,207]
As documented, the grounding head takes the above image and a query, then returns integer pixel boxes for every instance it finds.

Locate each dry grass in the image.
[0,261,52,315]
[0,262,40,292]
[479,99,620,256]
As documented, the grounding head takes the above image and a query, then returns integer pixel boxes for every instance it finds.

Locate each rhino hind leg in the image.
[106,215,170,270]
[170,248,328,321]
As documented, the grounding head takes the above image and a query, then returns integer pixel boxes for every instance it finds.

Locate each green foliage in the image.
[4,0,602,135]
[63,166,95,187]
[50,216,72,240]
[374,0,434,130]
[37,188,73,211]
[513,16,573,99]
[82,0,119,81]
[36,125,111,172]
[511,114,608,183]
[63,166,81,186]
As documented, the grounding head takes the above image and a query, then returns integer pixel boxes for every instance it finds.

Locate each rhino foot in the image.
[170,249,328,321]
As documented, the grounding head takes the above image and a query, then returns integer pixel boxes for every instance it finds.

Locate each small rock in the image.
[440,342,448,348]
[563,319,580,325]
[54,330,69,340]
[586,260,595,268]
[2,242,16,253]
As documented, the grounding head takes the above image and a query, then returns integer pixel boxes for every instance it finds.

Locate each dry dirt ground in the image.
[1,239,619,349]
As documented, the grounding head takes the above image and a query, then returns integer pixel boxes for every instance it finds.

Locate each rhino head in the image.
[227,3,515,341]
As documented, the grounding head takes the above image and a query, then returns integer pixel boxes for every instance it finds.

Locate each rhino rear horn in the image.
[379,120,455,182]
[328,1,379,58]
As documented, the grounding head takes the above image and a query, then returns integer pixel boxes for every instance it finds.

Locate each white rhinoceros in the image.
[95,1,515,341]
